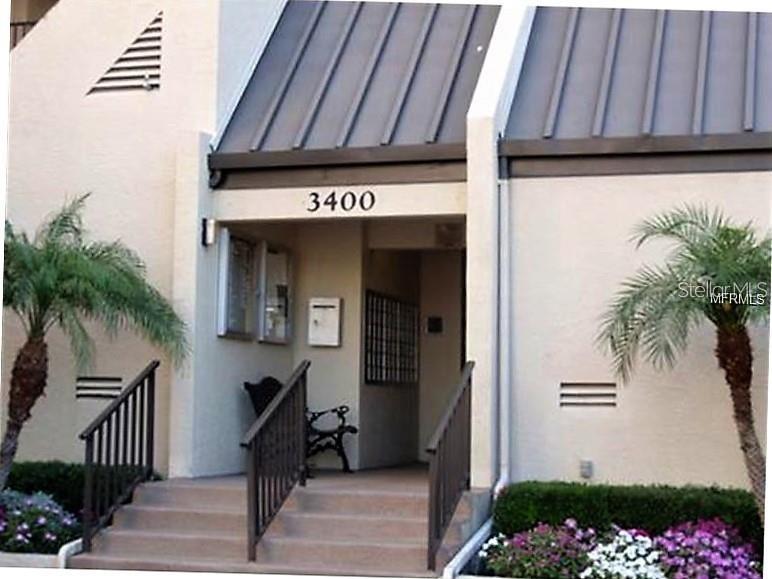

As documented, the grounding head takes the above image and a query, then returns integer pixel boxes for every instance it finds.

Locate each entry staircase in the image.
[70,360,479,576]
[70,468,478,576]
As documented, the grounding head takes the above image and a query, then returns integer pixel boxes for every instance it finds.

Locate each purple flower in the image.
[655,519,761,579]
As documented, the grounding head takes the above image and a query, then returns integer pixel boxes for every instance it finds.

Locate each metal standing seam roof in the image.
[211,0,499,172]
[503,7,772,156]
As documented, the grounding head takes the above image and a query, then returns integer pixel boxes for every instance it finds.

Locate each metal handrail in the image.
[426,361,474,570]
[241,360,310,446]
[243,360,310,561]
[80,360,160,551]
[80,360,160,440]
[426,361,474,452]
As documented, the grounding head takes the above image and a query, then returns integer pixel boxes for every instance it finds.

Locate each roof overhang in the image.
[500,132,772,158]
[208,143,467,189]
[209,143,466,171]
[500,133,772,178]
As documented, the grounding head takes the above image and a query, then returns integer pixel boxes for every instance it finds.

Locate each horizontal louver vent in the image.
[76,376,123,400]
[89,12,162,94]
[559,382,617,408]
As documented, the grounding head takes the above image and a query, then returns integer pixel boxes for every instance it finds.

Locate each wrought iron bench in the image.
[244,377,358,472]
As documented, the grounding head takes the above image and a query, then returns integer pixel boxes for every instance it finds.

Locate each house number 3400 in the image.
[307,190,376,213]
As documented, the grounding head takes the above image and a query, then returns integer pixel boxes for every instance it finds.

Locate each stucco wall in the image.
[418,250,464,462]
[291,221,364,471]
[2,0,282,473]
[359,250,421,469]
[508,171,770,488]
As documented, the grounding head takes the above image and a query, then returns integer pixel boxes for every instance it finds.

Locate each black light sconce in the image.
[201,218,216,247]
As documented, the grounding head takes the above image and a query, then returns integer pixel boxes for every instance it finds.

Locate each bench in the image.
[244,377,358,473]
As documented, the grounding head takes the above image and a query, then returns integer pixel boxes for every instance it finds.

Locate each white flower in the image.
[581,529,666,579]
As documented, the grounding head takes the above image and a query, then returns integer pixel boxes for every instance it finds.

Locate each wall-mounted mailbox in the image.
[308,297,342,347]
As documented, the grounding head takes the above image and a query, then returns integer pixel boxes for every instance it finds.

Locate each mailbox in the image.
[308,298,342,347]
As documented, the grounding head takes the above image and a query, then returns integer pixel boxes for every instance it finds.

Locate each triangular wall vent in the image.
[89,11,162,94]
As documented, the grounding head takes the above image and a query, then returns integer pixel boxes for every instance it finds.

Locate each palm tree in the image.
[598,205,770,519]
[0,195,188,489]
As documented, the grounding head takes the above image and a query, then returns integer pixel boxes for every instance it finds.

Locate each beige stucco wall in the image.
[508,170,770,489]
[292,221,364,471]
[359,250,421,469]
[418,250,464,462]
[2,0,283,474]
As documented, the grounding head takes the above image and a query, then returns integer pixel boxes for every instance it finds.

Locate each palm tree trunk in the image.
[715,325,765,520]
[0,336,48,490]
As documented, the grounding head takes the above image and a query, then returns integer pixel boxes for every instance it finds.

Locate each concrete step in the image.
[256,536,427,573]
[112,504,246,535]
[70,553,438,576]
[132,481,246,510]
[268,511,427,542]
[91,528,246,561]
[286,487,432,517]
[267,511,465,544]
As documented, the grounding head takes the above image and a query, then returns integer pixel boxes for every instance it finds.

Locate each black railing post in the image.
[246,441,257,561]
[82,435,95,552]
[146,372,156,476]
[299,371,308,487]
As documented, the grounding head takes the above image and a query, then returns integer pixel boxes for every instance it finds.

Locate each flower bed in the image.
[476,518,761,579]
[0,490,80,554]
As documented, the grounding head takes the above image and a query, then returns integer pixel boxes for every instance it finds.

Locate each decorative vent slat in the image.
[76,376,123,400]
[89,11,162,95]
[559,382,617,407]
[133,36,162,44]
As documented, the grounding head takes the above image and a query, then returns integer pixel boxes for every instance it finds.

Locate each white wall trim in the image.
[210,0,288,151]
[465,4,535,490]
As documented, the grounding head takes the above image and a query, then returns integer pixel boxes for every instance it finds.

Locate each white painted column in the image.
[168,131,213,478]
[465,5,535,489]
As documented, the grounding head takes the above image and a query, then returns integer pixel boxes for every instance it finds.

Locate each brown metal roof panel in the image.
[217,0,321,155]
[504,6,771,152]
[756,13,772,131]
[505,7,573,140]
[704,12,747,135]
[438,4,500,144]
[216,0,499,163]
[554,8,612,139]
[260,3,352,151]
[653,11,702,136]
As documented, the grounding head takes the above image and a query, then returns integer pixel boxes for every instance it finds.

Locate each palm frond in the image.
[34,194,90,246]
[600,204,769,381]
[632,204,726,248]
[597,263,701,381]
[5,195,189,368]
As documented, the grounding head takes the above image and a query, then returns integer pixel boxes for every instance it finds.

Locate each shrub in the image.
[480,519,597,579]
[493,482,762,552]
[655,519,761,578]
[0,490,80,554]
[6,462,85,519]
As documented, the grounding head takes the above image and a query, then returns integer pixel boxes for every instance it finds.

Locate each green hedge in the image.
[7,461,85,518]
[494,481,762,552]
